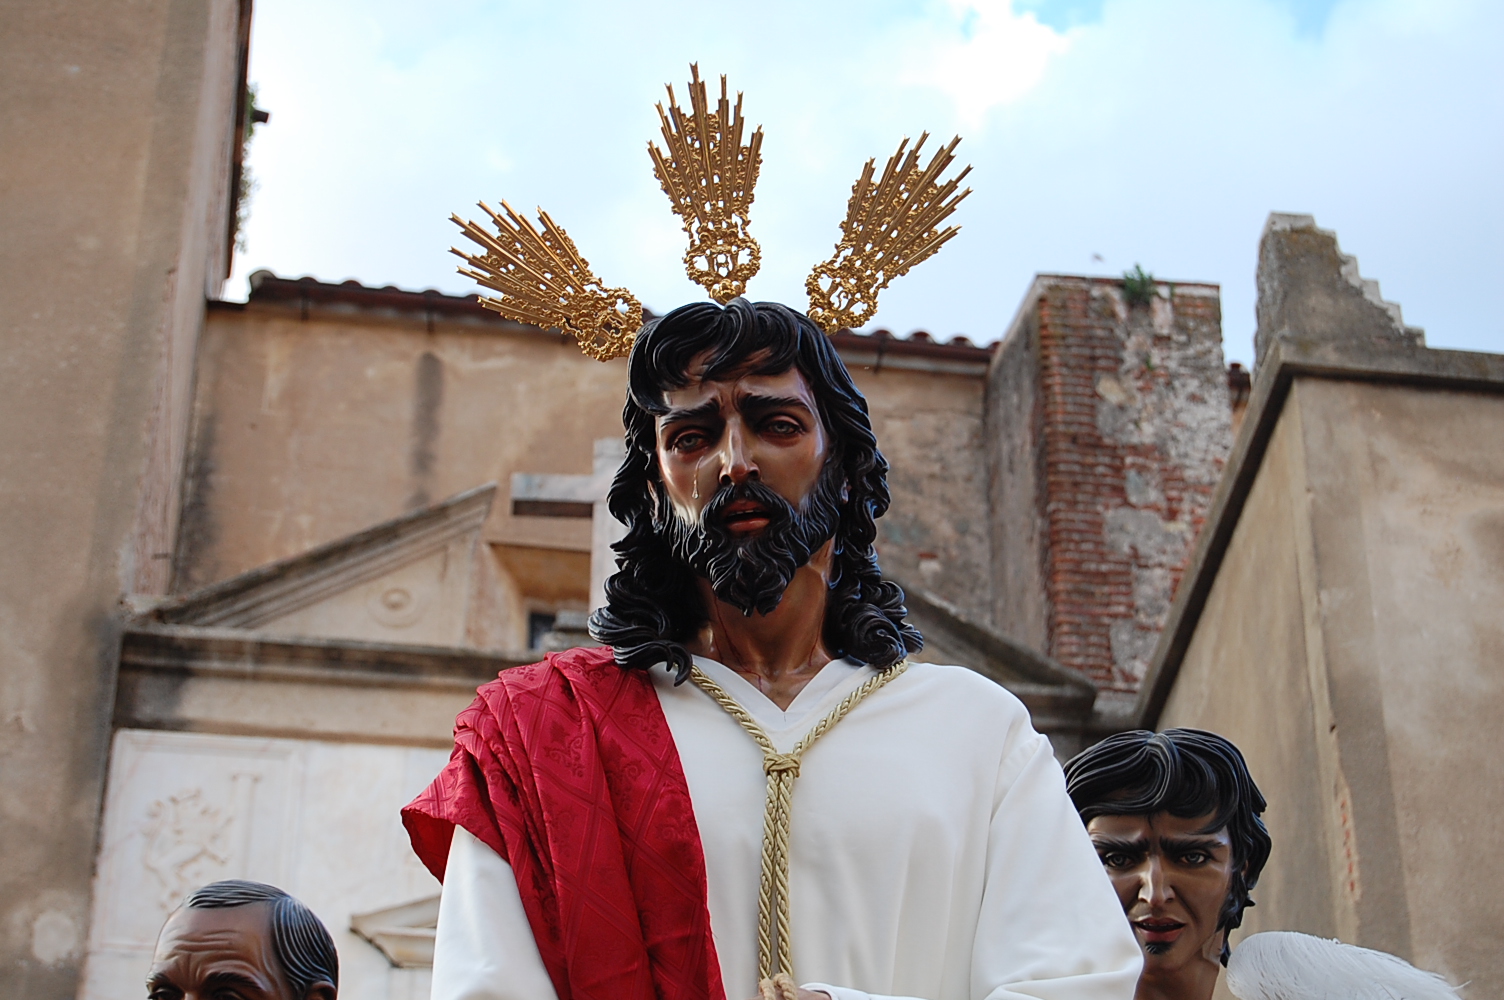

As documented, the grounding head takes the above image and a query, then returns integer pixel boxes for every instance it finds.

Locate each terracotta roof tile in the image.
[234,271,994,362]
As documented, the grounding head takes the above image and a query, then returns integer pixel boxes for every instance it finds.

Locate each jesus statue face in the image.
[652,356,841,617]
[656,359,829,532]
[591,297,922,677]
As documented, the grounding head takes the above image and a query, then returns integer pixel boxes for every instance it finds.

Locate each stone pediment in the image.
[350,895,439,968]
[144,485,506,650]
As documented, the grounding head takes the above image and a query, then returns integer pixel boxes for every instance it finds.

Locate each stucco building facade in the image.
[0,2,251,994]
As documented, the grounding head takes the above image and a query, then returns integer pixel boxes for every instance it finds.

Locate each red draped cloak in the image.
[402,645,725,1000]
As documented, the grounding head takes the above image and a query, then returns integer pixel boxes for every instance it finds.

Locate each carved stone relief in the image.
[139,776,258,912]
[87,731,295,961]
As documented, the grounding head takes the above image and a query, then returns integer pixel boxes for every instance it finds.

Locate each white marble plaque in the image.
[81,729,448,1000]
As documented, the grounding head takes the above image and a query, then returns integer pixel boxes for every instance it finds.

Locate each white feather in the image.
[1226,931,1462,1000]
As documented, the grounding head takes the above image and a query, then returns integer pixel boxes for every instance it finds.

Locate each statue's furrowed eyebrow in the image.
[660,399,722,427]
[660,393,812,429]
[736,393,811,416]
[1159,835,1226,853]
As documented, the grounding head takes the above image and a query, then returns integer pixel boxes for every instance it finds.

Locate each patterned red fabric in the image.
[403,646,725,1000]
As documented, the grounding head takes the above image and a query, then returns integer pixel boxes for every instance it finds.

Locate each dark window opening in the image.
[528,612,557,650]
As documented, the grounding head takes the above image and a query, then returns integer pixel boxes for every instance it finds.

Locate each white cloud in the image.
[231,0,1504,363]
[901,1,1074,129]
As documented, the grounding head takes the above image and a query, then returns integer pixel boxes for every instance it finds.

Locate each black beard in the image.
[1143,942,1173,956]
[659,464,844,617]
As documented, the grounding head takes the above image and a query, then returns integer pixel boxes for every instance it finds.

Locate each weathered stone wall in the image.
[1155,398,1341,940]
[1160,374,1504,994]
[851,364,994,626]
[1143,215,1502,993]
[181,291,620,585]
[987,276,1232,696]
[1255,213,1424,367]
[180,282,626,649]
[984,308,1049,649]
[0,2,243,994]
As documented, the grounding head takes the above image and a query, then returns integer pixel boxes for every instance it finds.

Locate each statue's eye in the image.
[764,418,801,437]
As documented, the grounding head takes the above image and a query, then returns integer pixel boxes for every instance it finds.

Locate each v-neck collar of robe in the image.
[685,654,875,736]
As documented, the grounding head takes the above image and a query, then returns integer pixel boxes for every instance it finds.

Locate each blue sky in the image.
[1018,0,1342,34]
[232,0,1503,364]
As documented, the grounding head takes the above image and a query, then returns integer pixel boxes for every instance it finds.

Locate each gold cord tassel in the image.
[689,661,909,983]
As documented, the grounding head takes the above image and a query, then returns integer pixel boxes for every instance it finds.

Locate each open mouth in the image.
[1132,918,1187,946]
[720,500,772,531]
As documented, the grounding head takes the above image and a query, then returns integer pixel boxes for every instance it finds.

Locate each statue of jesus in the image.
[403,297,1141,1000]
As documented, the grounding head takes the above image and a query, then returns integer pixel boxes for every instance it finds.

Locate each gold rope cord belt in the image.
[687,660,910,986]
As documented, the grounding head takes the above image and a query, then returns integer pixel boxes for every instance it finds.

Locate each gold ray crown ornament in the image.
[450,202,642,362]
[805,133,971,334]
[450,66,971,361]
[650,65,764,303]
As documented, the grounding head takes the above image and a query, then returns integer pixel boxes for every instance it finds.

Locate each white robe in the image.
[431,656,1141,1000]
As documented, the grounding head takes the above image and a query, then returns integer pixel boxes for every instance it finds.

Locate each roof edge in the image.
[223,272,994,361]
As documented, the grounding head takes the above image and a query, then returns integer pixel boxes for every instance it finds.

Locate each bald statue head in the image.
[147,880,338,1000]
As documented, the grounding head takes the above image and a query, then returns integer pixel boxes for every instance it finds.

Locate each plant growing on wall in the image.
[234,84,270,255]
[1122,263,1156,307]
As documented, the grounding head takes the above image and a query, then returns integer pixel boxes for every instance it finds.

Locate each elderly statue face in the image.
[1087,811,1237,994]
[147,902,335,1000]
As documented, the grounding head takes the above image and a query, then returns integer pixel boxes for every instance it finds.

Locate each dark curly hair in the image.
[184,880,339,995]
[1063,728,1272,966]
[587,298,922,681]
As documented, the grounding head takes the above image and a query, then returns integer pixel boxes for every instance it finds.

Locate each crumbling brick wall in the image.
[987,276,1232,698]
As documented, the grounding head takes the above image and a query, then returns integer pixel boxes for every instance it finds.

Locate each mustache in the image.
[698,479,795,531]
[659,467,844,617]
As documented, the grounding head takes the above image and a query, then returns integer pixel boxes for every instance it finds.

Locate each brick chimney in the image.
[985,275,1234,701]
